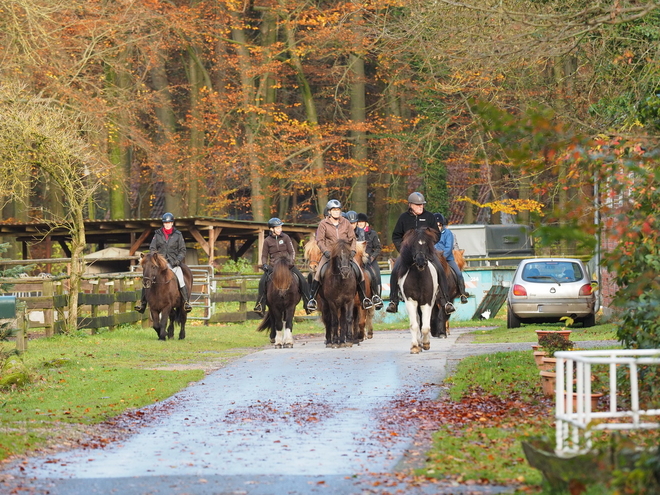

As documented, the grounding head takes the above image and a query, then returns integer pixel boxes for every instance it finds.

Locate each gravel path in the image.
[0,327,617,495]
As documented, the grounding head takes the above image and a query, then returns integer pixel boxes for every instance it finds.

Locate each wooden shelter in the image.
[0,217,317,268]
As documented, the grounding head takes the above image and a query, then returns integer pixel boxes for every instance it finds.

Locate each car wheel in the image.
[507,305,521,329]
[582,313,596,328]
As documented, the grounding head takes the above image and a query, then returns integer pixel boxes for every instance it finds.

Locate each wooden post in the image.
[106,280,116,332]
[238,278,247,318]
[90,279,99,334]
[15,301,27,352]
[43,280,54,337]
[54,281,64,334]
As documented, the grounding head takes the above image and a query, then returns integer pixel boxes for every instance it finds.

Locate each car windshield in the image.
[521,261,584,283]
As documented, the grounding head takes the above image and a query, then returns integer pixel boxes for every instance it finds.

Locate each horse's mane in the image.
[399,228,437,263]
[330,238,351,257]
[271,257,293,290]
[355,241,367,266]
[142,252,168,272]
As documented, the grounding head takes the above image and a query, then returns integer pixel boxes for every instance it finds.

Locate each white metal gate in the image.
[188,265,214,320]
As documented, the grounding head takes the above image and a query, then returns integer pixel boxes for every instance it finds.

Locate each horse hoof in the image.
[275,344,283,349]
[284,343,293,349]
[422,343,430,351]
[270,338,276,344]
[410,346,421,354]
[326,343,333,348]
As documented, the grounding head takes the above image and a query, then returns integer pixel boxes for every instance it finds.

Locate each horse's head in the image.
[400,228,437,271]
[304,237,322,274]
[140,252,168,288]
[330,239,353,279]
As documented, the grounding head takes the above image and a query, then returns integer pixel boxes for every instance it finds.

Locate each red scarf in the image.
[163,227,173,240]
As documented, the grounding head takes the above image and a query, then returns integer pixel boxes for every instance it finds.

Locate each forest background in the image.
[1,0,659,252]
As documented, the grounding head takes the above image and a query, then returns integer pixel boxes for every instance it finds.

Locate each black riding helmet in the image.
[357,213,368,222]
[346,211,359,223]
[434,213,447,226]
[162,212,175,223]
[268,217,284,228]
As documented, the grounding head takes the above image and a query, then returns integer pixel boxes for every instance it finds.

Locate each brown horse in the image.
[352,242,374,342]
[256,257,301,348]
[431,248,467,338]
[140,252,193,341]
[318,239,357,348]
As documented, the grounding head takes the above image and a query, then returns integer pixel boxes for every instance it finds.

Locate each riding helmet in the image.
[162,212,175,223]
[356,213,369,223]
[326,199,342,210]
[346,211,359,223]
[268,217,284,228]
[434,213,447,225]
[407,192,426,205]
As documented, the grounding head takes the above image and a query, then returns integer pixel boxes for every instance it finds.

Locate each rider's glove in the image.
[262,264,271,271]
[350,250,356,258]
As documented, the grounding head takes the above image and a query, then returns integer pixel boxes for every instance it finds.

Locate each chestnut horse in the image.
[140,252,193,341]
[256,257,301,348]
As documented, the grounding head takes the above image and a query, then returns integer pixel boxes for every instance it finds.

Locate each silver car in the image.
[507,258,598,328]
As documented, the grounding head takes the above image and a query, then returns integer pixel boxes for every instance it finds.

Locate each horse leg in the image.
[159,310,169,341]
[167,308,176,339]
[272,309,285,348]
[178,308,187,340]
[149,309,163,340]
[405,300,422,354]
[339,304,353,348]
[420,304,433,350]
[283,306,294,349]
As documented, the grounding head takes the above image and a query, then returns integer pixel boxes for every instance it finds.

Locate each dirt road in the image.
[2,328,529,494]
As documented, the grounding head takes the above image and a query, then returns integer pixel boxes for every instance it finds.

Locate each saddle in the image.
[318,259,362,281]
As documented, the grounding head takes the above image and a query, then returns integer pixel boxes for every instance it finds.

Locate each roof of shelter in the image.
[0,216,317,255]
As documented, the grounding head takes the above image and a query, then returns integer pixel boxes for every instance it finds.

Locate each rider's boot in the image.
[370,280,383,310]
[358,280,373,310]
[458,277,469,304]
[180,286,193,313]
[134,287,147,314]
[307,279,320,312]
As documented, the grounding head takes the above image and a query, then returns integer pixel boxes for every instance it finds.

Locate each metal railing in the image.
[554,349,660,455]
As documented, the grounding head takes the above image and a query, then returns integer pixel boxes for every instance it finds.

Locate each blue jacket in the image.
[434,228,455,262]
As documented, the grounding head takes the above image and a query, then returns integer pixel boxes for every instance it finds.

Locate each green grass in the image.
[467,319,618,344]
[0,318,326,461]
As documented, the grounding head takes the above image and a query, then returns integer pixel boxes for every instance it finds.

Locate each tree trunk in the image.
[150,52,181,217]
[350,52,367,214]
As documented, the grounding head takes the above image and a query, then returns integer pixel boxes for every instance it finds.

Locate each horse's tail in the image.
[256,311,272,332]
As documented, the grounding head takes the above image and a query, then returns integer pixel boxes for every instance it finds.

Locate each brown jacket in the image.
[315,216,356,255]
[261,232,296,267]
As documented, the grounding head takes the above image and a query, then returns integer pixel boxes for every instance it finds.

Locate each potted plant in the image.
[537,333,575,396]
[535,316,574,343]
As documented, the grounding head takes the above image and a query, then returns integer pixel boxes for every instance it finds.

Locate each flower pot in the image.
[536,329,572,343]
[565,392,604,410]
[540,370,556,396]
[539,356,556,371]
[531,344,541,351]
[533,351,547,367]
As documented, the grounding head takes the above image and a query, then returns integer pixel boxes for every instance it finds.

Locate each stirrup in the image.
[460,295,468,304]
[253,302,264,314]
[386,301,398,313]
[362,298,373,310]
[307,299,318,312]
[134,302,146,314]
[184,302,192,313]
[371,295,383,310]
[444,302,456,314]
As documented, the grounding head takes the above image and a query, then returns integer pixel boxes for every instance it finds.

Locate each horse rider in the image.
[134,212,192,314]
[253,218,312,315]
[386,192,454,314]
[356,212,384,311]
[347,211,383,310]
[306,199,374,312]
[434,213,469,304]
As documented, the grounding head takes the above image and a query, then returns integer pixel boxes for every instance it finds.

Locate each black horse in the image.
[396,228,449,354]
[318,239,357,348]
[256,258,301,348]
[140,252,193,341]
